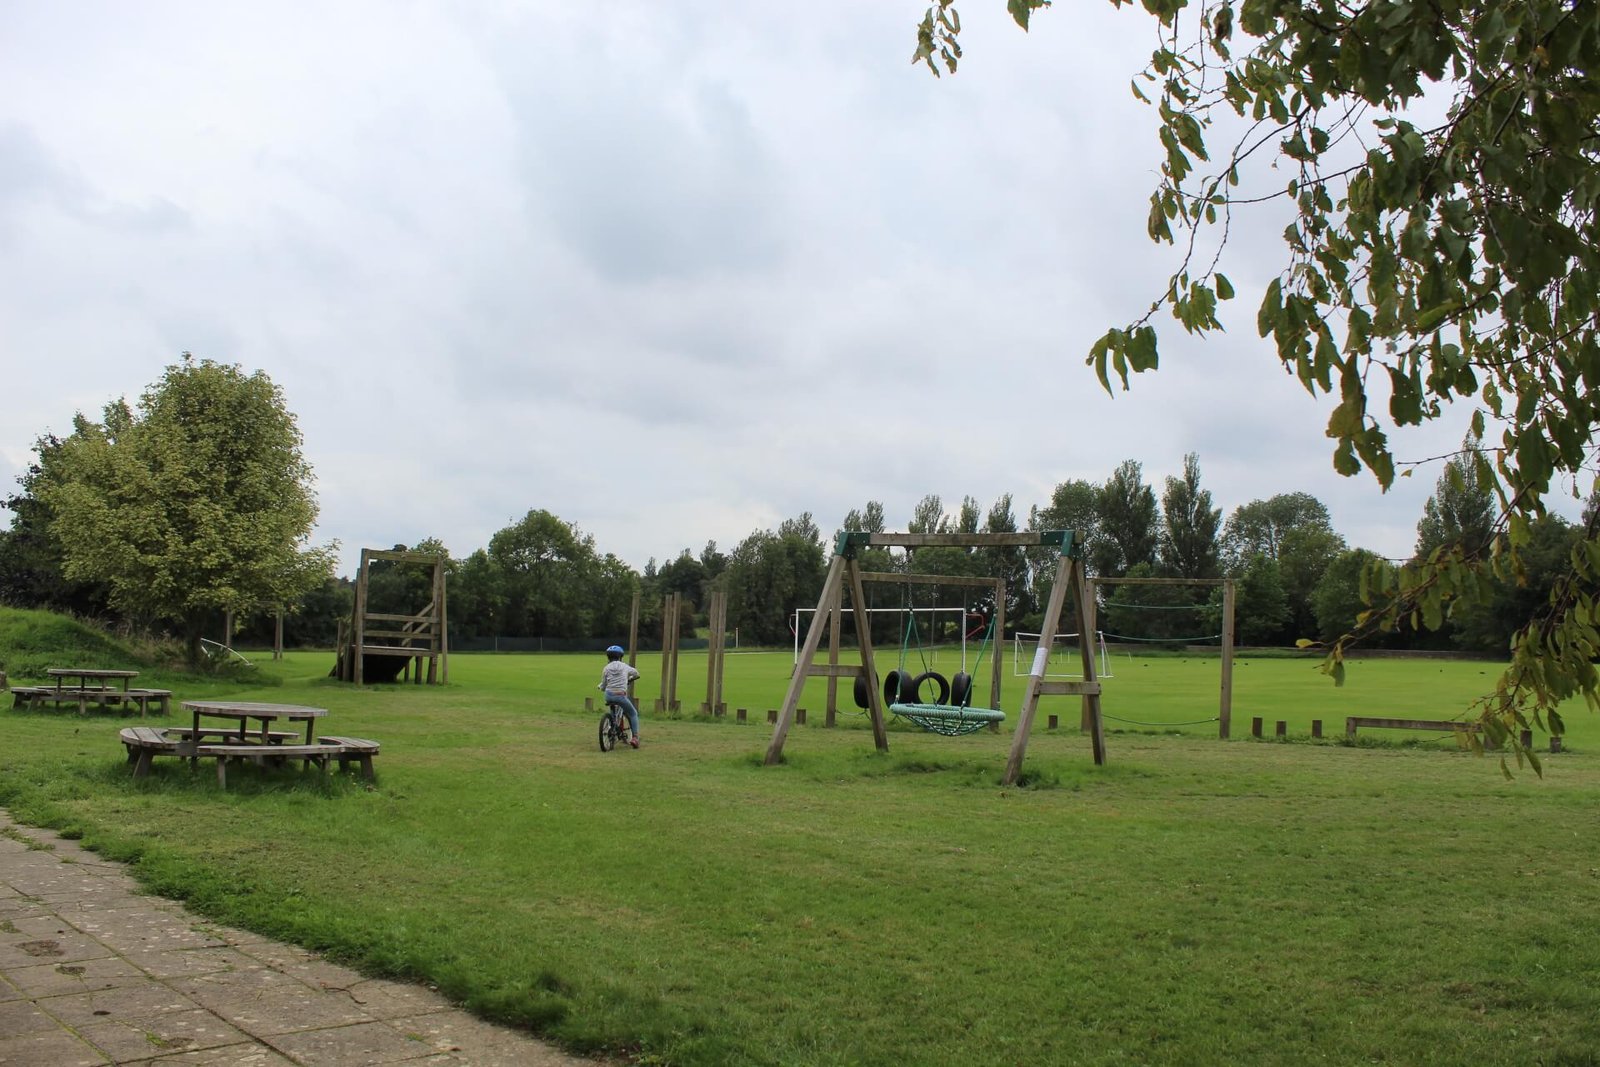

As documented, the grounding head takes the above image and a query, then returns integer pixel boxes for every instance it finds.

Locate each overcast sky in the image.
[0,2,1535,578]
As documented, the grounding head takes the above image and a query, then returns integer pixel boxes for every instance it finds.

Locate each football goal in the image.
[1011,630,1113,679]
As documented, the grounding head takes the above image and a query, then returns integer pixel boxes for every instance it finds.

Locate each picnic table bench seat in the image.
[120,727,380,786]
[15,685,168,716]
[10,686,51,709]
[114,688,173,716]
[120,726,180,777]
[164,725,298,744]
[318,735,381,780]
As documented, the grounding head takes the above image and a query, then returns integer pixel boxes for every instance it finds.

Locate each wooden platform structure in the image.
[765,530,1104,786]
[333,548,449,686]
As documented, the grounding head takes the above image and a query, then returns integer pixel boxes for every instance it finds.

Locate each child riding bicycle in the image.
[599,644,641,748]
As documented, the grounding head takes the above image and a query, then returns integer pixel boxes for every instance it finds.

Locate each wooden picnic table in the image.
[181,700,328,748]
[39,668,141,712]
[48,667,138,694]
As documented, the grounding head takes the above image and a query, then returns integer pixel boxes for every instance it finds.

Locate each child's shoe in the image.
[629,737,640,748]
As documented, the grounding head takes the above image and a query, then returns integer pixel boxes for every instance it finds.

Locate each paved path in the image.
[0,811,593,1066]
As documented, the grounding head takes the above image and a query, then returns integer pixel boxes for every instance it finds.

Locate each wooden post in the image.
[1082,578,1097,732]
[1004,546,1104,786]
[1251,717,1263,738]
[705,590,726,718]
[1220,579,1235,740]
[767,709,778,724]
[1048,714,1059,730]
[766,555,847,764]
[826,583,842,721]
[737,708,747,723]
[1520,729,1533,749]
[826,707,836,727]
[1312,719,1323,738]
[846,555,890,753]
[627,590,641,703]
[585,697,594,712]
[1551,735,1562,753]
[662,593,681,714]
[1275,720,1287,738]
[797,708,807,725]
[273,608,284,661]
[991,576,1006,713]
[436,557,450,684]
[353,549,370,686]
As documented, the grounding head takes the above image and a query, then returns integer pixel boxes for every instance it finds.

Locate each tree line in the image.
[3,358,1576,661]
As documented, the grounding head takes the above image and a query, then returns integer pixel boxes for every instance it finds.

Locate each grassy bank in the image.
[1,626,1596,1064]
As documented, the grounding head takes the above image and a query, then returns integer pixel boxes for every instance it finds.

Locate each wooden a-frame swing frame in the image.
[764,530,1106,785]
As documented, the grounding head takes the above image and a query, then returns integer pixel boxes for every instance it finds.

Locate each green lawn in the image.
[1,646,1596,1065]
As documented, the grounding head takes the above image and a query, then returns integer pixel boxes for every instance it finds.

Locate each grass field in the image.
[2,635,1598,1065]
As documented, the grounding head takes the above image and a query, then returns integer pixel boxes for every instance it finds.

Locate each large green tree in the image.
[42,356,334,662]
[918,0,1600,752]
[1096,459,1160,578]
[1222,493,1345,640]
[1158,452,1222,580]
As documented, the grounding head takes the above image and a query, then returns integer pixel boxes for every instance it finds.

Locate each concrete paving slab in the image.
[0,809,602,1066]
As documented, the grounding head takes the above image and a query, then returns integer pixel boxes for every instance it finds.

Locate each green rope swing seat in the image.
[888,701,1005,736]
[879,608,1006,736]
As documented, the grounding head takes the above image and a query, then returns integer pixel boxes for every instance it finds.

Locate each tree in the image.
[723,513,828,646]
[41,356,334,662]
[1221,493,1335,571]
[1222,493,1345,640]
[1234,553,1292,646]
[982,493,1031,625]
[1158,452,1222,580]
[1096,460,1159,579]
[918,2,1600,750]
[1027,478,1102,626]
[0,430,113,617]
[487,509,610,639]
[1414,435,1497,560]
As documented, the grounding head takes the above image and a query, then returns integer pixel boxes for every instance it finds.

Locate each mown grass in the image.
[1,621,1597,1065]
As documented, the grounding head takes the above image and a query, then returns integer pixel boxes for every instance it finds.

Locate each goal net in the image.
[1011,631,1114,679]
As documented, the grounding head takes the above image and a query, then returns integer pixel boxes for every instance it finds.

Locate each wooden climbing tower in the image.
[334,548,449,685]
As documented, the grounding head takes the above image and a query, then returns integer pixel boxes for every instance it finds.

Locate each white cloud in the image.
[0,1,1526,579]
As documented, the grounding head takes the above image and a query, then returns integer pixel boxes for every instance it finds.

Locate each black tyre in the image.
[950,671,973,708]
[911,670,950,706]
[884,669,912,705]
[599,710,619,752]
[853,674,870,709]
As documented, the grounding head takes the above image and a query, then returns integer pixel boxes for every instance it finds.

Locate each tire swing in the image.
[887,593,1005,737]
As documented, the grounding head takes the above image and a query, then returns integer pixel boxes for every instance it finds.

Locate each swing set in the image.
[766,529,1106,785]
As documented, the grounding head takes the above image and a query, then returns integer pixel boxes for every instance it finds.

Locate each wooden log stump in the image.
[1251,717,1263,738]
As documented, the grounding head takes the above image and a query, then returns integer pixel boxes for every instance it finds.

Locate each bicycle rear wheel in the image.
[599,711,620,751]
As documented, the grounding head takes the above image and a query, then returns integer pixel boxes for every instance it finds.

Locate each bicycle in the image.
[598,699,634,752]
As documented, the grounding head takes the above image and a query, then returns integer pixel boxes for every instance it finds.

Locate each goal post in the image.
[1012,630,1112,679]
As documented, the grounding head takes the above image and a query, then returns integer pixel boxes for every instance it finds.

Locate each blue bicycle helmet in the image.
[606,644,625,654]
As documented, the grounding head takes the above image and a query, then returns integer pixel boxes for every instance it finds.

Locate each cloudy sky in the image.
[0,2,1520,577]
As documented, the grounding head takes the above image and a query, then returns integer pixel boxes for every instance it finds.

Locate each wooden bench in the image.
[120,726,181,778]
[319,735,381,780]
[1345,716,1485,742]
[164,725,299,744]
[193,743,336,788]
[17,685,127,714]
[120,729,380,786]
[10,685,51,709]
[112,688,173,717]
